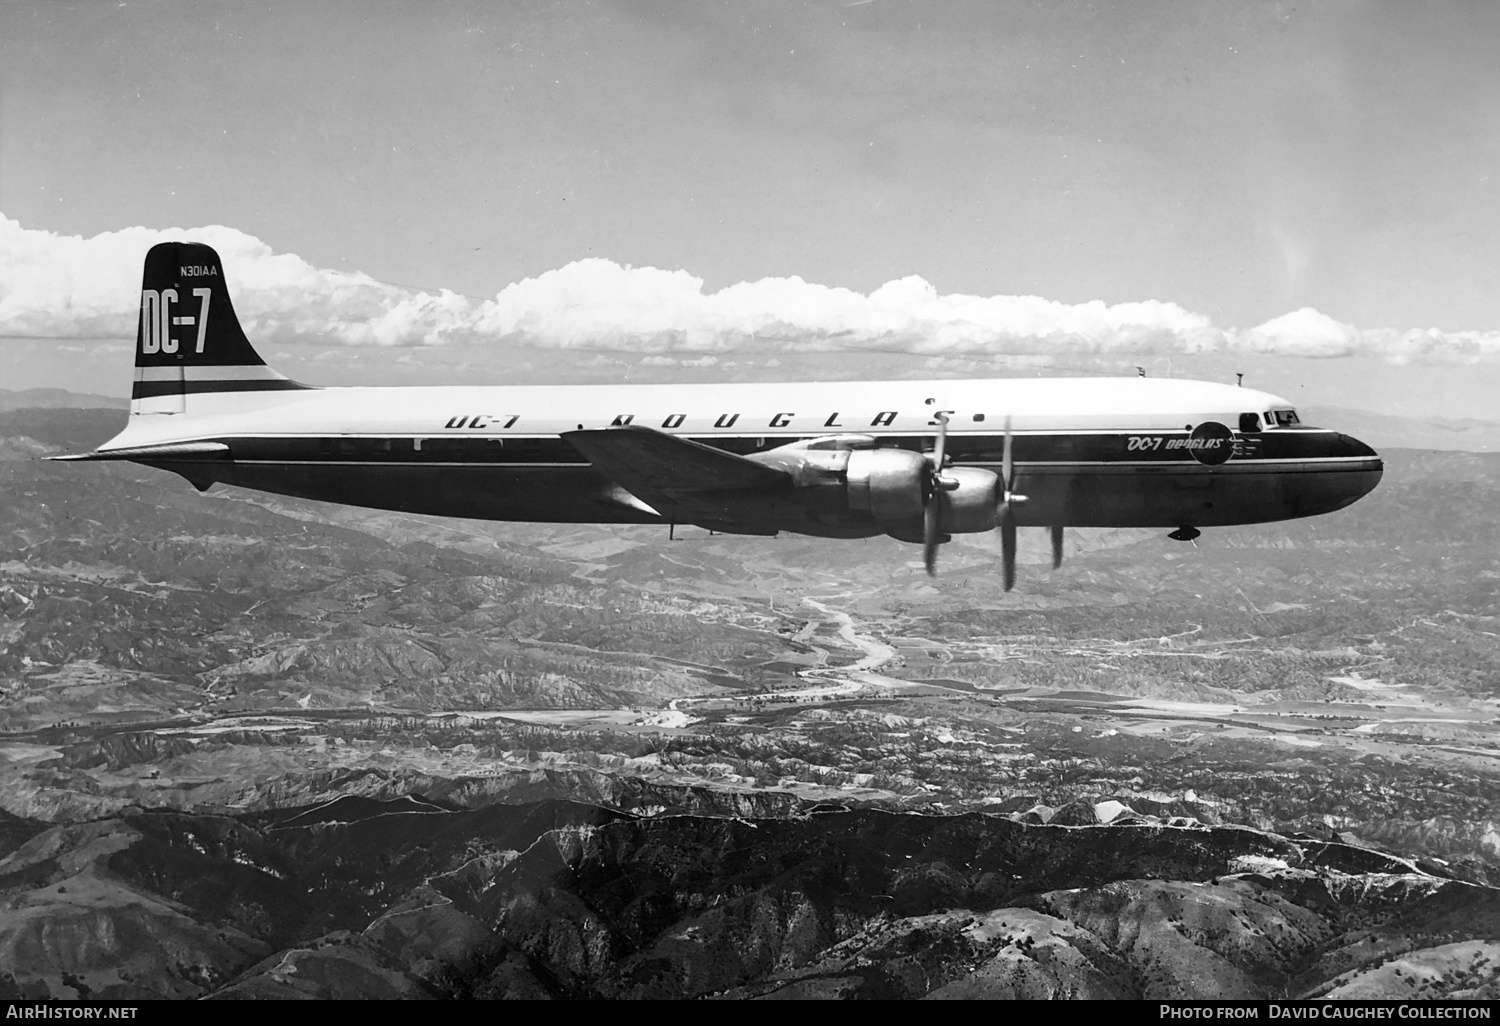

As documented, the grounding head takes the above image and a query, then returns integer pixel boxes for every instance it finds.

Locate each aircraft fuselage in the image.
[107,376,1383,535]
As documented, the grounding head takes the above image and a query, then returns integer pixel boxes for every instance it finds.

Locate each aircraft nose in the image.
[1320,432,1383,511]
[1333,432,1379,460]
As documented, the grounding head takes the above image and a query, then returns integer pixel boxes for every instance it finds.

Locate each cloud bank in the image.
[3,216,1497,363]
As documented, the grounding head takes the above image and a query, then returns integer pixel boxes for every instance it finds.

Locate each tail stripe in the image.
[132,379,312,400]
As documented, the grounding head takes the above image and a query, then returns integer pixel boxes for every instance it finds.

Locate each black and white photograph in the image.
[1,0,1498,1002]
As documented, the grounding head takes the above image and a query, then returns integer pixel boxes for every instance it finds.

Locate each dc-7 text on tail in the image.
[55,242,1384,588]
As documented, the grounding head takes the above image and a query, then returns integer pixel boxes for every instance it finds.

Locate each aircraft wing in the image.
[561,425,789,523]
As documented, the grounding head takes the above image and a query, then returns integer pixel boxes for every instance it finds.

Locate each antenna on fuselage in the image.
[1136,366,1146,378]
[1236,372,1244,387]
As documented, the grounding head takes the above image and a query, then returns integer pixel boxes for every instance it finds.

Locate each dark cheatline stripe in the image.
[132,379,318,399]
[200,431,1375,468]
[116,424,1376,467]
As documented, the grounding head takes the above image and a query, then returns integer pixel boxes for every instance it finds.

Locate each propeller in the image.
[997,416,1028,591]
[924,413,1035,588]
[1050,524,1065,571]
[922,413,960,575]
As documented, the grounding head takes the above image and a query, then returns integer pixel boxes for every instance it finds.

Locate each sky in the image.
[2,0,1499,428]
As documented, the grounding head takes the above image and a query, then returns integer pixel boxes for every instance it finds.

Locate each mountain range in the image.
[1,392,1497,999]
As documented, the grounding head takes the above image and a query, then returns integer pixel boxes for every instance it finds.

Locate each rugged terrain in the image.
[6,794,1499,1001]
[1,398,1498,999]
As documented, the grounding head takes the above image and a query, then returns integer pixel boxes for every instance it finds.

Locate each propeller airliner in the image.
[54,242,1384,588]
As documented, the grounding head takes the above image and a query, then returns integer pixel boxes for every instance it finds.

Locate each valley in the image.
[1,401,1498,999]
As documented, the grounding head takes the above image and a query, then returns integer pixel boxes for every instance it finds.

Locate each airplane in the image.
[54,242,1384,588]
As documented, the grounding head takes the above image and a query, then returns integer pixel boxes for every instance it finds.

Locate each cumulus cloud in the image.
[1242,308,1361,357]
[0,215,405,343]
[2,215,1497,363]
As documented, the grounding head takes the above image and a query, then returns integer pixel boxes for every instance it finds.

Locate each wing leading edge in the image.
[561,425,789,529]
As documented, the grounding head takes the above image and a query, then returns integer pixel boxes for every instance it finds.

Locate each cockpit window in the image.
[1238,412,1262,432]
[1267,409,1300,427]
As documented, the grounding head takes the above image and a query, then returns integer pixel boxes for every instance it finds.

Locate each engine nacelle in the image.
[771,443,1000,535]
[845,448,928,523]
[845,451,1000,534]
[935,466,1000,534]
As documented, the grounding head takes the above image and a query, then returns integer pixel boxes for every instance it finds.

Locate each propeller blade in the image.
[922,410,954,576]
[1051,524,1064,570]
[1000,503,1017,591]
[932,411,949,474]
[1002,415,1014,492]
[923,497,941,576]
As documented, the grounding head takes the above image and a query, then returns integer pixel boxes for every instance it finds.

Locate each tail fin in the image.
[133,241,313,415]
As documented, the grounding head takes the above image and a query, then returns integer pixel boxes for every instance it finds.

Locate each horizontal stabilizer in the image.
[46,441,230,462]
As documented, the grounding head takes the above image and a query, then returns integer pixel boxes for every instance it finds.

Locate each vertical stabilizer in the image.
[132,241,312,415]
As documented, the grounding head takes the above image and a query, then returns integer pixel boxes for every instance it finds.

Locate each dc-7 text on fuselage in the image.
[56,242,1384,588]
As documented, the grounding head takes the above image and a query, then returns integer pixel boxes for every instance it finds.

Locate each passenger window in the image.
[338,439,356,456]
[318,438,333,456]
